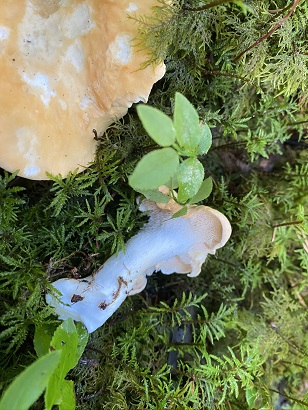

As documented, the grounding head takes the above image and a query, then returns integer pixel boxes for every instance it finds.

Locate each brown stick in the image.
[272,220,303,228]
[198,67,256,86]
[233,0,301,62]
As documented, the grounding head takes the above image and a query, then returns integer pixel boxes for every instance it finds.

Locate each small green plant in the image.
[1,1,308,408]
[0,318,88,410]
[129,92,213,207]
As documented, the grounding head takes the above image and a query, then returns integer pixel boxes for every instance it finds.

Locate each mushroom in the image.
[46,194,232,333]
[0,0,165,179]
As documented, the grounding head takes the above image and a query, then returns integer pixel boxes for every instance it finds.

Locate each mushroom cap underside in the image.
[140,195,232,278]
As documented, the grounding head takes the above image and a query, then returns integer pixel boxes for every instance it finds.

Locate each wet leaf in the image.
[0,351,61,410]
[189,177,213,204]
[174,93,201,155]
[177,158,204,203]
[137,104,175,146]
[129,148,179,191]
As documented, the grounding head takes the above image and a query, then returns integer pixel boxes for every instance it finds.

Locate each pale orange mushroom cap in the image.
[0,0,165,179]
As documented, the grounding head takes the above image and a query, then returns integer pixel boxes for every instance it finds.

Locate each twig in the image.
[288,119,308,125]
[280,359,307,370]
[198,67,257,87]
[287,274,308,310]
[270,322,308,357]
[269,388,308,407]
[298,232,308,254]
[272,220,303,228]
[233,0,301,62]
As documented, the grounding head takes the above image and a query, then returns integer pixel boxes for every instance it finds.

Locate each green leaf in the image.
[75,322,89,359]
[245,386,259,408]
[165,174,179,190]
[137,104,175,146]
[189,177,213,204]
[174,92,201,155]
[58,380,75,410]
[34,324,56,358]
[129,148,179,191]
[50,317,79,375]
[0,351,61,410]
[177,158,204,203]
[198,123,212,155]
[233,0,254,14]
[171,205,188,219]
[45,318,88,410]
[140,189,170,203]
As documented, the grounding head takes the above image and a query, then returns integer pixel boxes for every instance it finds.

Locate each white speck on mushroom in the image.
[63,4,95,38]
[134,97,144,104]
[58,99,67,110]
[0,26,9,40]
[65,42,85,72]
[126,3,138,12]
[16,127,40,177]
[0,26,9,54]
[109,34,132,65]
[24,165,40,177]
[21,72,56,106]
[18,5,63,62]
[80,96,93,110]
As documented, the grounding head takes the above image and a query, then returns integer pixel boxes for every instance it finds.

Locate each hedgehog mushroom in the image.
[46,193,232,333]
[0,0,165,179]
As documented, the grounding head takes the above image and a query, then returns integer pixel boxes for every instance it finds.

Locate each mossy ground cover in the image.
[1,1,308,408]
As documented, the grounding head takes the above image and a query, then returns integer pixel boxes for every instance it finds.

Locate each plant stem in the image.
[269,388,308,406]
[272,220,303,228]
[270,322,308,356]
[183,0,235,12]
[233,0,301,62]
[198,67,257,87]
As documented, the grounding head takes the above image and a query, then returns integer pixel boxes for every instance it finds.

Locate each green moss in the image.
[1,1,308,408]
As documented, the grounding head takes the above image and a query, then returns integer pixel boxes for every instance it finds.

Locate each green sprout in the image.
[129,92,213,206]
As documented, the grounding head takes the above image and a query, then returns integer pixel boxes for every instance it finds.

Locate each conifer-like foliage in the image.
[1,1,308,408]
